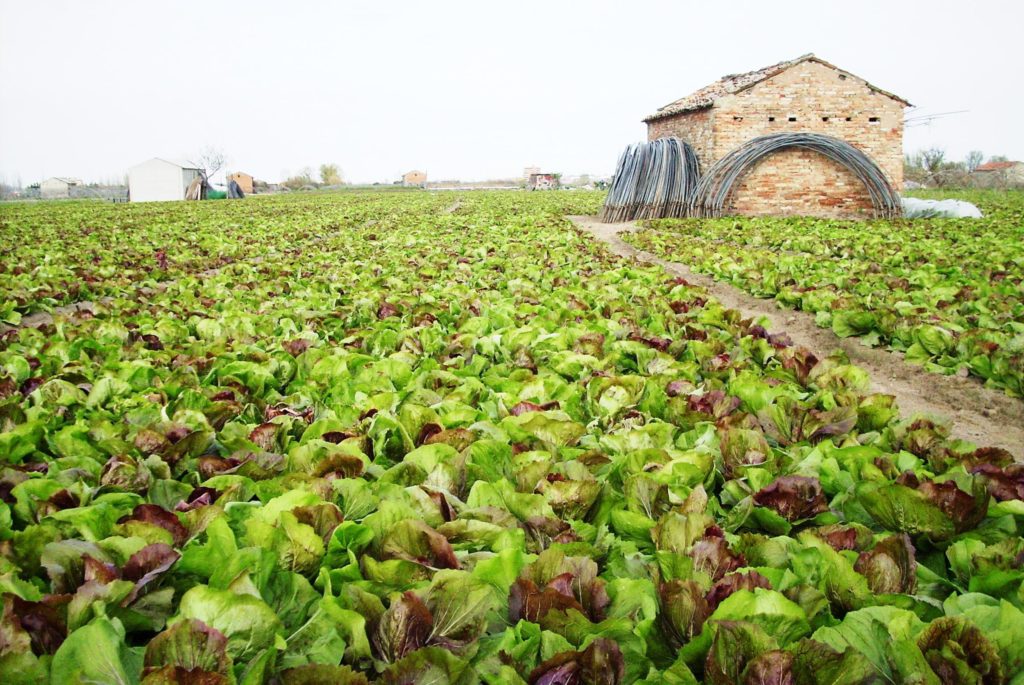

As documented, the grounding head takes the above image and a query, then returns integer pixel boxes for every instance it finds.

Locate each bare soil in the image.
[569,215,1024,459]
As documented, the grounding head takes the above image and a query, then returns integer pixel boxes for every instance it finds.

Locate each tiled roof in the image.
[974,161,1020,172]
[643,54,910,123]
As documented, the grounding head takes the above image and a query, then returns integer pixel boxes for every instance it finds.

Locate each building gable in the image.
[643,54,910,218]
[643,54,909,123]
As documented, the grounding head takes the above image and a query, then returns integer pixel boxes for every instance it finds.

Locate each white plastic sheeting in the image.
[901,197,983,219]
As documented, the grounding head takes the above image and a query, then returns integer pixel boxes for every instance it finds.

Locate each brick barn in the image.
[228,172,254,195]
[644,54,909,218]
[402,170,427,187]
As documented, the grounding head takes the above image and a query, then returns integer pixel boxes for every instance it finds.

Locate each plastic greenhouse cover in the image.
[901,196,983,218]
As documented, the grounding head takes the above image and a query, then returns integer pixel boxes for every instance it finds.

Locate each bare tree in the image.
[190,146,227,180]
[965,150,984,173]
[904,148,970,188]
[283,167,316,190]
[920,148,946,174]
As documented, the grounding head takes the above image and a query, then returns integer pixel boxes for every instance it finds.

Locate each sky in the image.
[1,0,1021,185]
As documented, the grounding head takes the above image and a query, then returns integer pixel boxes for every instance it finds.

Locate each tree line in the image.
[904,149,1017,188]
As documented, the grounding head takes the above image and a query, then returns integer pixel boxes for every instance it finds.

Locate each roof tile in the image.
[643,54,909,122]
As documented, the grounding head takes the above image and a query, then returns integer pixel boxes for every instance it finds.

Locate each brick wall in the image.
[714,60,904,189]
[647,108,715,174]
[729,148,874,218]
[645,59,905,218]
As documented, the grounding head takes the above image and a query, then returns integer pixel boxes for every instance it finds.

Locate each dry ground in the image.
[570,215,1024,460]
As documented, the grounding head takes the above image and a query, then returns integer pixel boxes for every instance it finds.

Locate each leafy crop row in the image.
[626,190,1024,396]
[0,191,1022,684]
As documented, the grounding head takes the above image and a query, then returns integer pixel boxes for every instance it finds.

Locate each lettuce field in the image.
[1,191,1023,684]
[626,190,1024,397]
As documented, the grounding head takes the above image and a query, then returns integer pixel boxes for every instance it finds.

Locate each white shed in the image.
[127,158,202,202]
[40,177,81,199]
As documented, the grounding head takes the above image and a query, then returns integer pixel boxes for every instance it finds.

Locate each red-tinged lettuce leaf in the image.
[379,518,460,570]
[658,579,709,650]
[527,638,625,685]
[140,666,230,685]
[372,591,434,663]
[811,523,874,552]
[779,347,819,386]
[685,389,741,420]
[123,543,181,603]
[85,554,121,584]
[858,483,957,541]
[970,463,1024,502]
[291,503,345,544]
[511,401,561,416]
[41,539,114,593]
[4,594,67,655]
[423,427,477,452]
[854,534,917,595]
[519,549,609,622]
[248,423,281,451]
[720,428,773,478]
[704,620,779,685]
[916,478,989,533]
[143,618,231,677]
[690,533,747,582]
[789,639,879,684]
[100,454,153,493]
[279,664,370,685]
[753,476,829,522]
[804,406,857,444]
[742,649,793,685]
[706,571,773,612]
[118,503,188,547]
[917,616,1004,685]
[376,645,473,685]
[174,584,283,662]
[962,446,1016,469]
[509,576,584,624]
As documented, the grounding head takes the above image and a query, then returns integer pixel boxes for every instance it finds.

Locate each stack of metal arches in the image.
[599,137,699,223]
[600,133,902,222]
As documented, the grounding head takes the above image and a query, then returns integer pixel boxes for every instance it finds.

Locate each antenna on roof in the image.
[903,110,969,128]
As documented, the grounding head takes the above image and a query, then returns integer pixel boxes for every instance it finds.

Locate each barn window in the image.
[868,116,880,123]
[838,74,848,80]
[788,116,797,122]
[845,116,852,121]
[822,116,830,122]
[733,115,743,121]
[768,116,775,122]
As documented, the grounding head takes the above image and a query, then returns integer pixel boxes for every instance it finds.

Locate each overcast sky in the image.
[1,0,1020,185]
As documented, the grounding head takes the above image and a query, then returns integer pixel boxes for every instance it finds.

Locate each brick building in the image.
[228,172,254,195]
[972,161,1024,188]
[402,170,427,187]
[528,173,559,191]
[644,54,909,217]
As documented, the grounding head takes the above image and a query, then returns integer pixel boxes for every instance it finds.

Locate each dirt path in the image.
[569,215,1024,459]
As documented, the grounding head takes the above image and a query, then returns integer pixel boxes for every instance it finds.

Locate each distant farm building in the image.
[972,161,1024,188]
[644,54,909,218]
[228,171,254,195]
[127,158,202,202]
[528,173,559,191]
[402,170,427,187]
[40,177,81,199]
[522,166,541,181]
